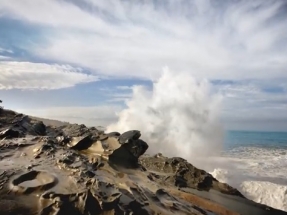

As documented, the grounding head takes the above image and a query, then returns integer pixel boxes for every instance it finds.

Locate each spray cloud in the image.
[107,67,223,161]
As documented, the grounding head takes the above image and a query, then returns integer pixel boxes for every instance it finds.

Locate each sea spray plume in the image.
[107,68,223,161]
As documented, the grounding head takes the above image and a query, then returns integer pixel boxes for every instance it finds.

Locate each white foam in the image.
[209,147,287,211]
[241,181,287,211]
[107,67,223,158]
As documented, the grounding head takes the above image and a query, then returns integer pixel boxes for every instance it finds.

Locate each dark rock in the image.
[119,130,141,144]
[61,124,99,138]
[34,142,55,158]
[0,128,20,139]
[109,138,148,167]
[80,170,96,178]
[32,121,46,136]
[140,156,244,197]
[68,135,94,150]
[40,190,102,215]
[56,136,71,145]
[98,134,108,141]
[106,132,121,137]
[123,139,149,158]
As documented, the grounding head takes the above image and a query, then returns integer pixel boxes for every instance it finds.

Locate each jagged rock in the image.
[40,190,102,215]
[32,121,46,136]
[33,142,56,158]
[56,136,70,145]
[140,156,244,197]
[0,108,286,215]
[0,128,20,139]
[61,124,100,138]
[67,135,94,150]
[118,130,141,144]
[106,132,121,138]
[109,138,148,167]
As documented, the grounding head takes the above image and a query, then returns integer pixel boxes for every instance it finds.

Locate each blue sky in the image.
[0,0,287,131]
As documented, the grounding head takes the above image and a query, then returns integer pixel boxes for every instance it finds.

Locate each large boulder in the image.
[109,134,148,167]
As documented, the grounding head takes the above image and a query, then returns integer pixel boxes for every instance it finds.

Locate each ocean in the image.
[210,130,287,211]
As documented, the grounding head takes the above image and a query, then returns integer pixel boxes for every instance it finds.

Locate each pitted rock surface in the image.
[0,109,286,215]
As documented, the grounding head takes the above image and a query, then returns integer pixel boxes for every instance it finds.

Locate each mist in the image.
[107,68,223,161]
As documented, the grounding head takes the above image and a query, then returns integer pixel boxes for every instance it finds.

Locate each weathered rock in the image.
[118,130,141,144]
[56,136,70,145]
[33,142,56,159]
[32,121,46,136]
[68,135,94,150]
[0,108,286,215]
[106,132,121,138]
[140,156,244,197]
[40,190,103,215]
[109,138,148,167]
[0,128,20,139]
[10,170,58,194]
[61,124,99,138]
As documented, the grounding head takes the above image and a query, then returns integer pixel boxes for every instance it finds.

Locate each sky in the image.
[0,0,287,131]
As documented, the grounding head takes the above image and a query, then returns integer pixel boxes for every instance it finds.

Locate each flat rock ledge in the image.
[0,109,286,215]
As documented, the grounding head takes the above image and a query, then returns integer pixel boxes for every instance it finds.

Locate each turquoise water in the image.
[224,131,287,150]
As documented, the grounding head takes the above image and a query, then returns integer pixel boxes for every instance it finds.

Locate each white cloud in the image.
[0,47,13,54]
[217,80,287,130]
[116,86,133,90]
[1,0,287,131]
[0,61,98,90]
[1,0,286,80]
[0,55,10,60]
[15,105,122,127]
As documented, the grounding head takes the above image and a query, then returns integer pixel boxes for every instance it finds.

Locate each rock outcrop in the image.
[0,109,286,215]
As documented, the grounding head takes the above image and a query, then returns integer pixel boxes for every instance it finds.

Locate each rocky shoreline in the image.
[0,109,286,215]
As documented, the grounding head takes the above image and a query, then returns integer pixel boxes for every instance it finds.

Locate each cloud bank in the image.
[1,0,287,80]
[0,0,286,131]
[0,61,98,90]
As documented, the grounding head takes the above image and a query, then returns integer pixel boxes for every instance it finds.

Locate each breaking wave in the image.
[107,67,223,159]
[210,147,287,211]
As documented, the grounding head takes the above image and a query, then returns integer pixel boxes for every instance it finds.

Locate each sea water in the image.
[210,131,287,211]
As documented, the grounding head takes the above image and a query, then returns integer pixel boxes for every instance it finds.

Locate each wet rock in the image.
[118,130,141,144]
